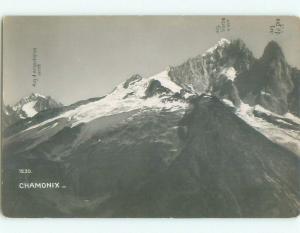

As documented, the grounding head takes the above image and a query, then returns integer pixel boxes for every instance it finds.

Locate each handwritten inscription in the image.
[270,18,284,35]
[32,48,42,87]
[216,18,231,33]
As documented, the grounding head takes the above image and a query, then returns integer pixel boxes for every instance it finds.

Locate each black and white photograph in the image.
[1,16,300,218]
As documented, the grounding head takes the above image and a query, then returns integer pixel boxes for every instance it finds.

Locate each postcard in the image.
[1,16,300,217]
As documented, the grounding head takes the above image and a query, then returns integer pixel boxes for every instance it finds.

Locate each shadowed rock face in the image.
[235,41,295,115]
[168,39,255,96]
[220,39,256,73]
[168,39,299,116]
[163,96,299,217]
[210,74,241,106]
[288,68,300,117]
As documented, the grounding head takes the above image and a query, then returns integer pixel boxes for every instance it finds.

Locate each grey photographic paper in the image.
[1,16,300,217]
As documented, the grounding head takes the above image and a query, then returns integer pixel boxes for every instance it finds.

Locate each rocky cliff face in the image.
[168,38,231,94]
[288,68,300,116]
[168,39,256,107]
[236,41,295,115]
[169,39,299,117]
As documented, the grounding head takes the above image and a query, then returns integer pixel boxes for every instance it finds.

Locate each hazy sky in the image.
[3,16,300,105]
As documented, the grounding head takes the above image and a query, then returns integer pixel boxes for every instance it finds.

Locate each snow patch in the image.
[276,119,293,126]
[222,98,235,107]
[221,67,236,81]
[32,93,46,98]
[255,106,300,126]
[260,91,271,96]
[22,101,38,117]
[203,38,230,56]
[237,102,300,156]
[284,113,300,125]
[183,92,194,98]
[51,122,58,128]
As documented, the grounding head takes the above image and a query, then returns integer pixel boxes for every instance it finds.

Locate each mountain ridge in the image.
[3,39,300,155]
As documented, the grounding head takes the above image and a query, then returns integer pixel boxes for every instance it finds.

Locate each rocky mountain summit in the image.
[2,93,63,128]
[169,39,299,118]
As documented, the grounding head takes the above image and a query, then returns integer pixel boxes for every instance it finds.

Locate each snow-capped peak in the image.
[30,93,46,98]
[9,93,62,119]
[12,93,45,113]
[203,38,230,56]
[16,93,45,103]
[217,38,231,46]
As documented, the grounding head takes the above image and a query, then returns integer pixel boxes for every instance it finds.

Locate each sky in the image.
[3,16,300,105]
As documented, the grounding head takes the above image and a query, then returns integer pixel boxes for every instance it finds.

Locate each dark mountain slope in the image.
[220,39,256,73]
[3,96,300,217]
[105,96,300,217]
[2,108,185,217]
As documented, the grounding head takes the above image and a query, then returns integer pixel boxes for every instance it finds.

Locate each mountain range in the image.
[2,38,300,217]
